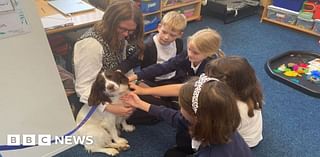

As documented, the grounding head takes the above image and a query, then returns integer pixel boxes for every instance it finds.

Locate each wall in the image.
[0,1,76,156]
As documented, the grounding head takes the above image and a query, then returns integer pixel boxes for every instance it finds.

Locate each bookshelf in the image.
[260,0,320,37]
[143,0,202,34]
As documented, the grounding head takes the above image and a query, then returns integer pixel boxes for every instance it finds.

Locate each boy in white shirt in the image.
[139,11,187,85]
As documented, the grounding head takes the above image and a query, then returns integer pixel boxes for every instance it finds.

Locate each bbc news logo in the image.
[7,134,93,146]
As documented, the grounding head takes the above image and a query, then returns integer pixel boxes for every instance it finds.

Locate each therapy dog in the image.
[76,70,135,156]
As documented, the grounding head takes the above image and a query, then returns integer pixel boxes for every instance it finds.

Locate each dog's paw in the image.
[114,137,128,144]
[106,142,129,151]
[105,148,119,156]
[117,143,130,151]
[86,147,119,156]
[122,124,135,132]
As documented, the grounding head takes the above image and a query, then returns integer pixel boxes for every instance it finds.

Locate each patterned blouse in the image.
[79,28,126,71]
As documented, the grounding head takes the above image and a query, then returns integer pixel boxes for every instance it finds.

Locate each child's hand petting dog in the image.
[121,92,151,112]
[129,82,148,95]
[129,82,161,98]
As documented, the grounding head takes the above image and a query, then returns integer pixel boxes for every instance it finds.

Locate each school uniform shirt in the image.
[237,100,263,147]
[148,105,253,157]
[136,51,218,83]
[193,132,253,157]
[141,33,183,68]
[153,34,177,81]
[118,33,183,76]
[138,33,183,84]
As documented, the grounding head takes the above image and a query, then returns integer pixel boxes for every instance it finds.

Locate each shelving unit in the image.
[143,0,202,34]
[260,0,320,37]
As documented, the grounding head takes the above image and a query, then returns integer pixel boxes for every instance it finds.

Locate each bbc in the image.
[7,134,51,146]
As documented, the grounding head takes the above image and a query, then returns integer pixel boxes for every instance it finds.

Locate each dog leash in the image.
[0,105,97,151]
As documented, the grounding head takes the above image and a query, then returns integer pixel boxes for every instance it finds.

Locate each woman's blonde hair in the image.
[188,28,224,57]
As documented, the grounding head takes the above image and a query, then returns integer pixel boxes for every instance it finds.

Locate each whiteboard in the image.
[0,1,76,156]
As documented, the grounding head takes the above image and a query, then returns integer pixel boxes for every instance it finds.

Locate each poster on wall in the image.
[0,0,14,12]
[0,0,30,40]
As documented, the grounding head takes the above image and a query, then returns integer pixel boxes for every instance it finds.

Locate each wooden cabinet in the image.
[260,0,320,37]
[143,0,202,34]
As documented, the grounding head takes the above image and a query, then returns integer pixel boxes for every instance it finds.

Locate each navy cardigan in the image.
[148,105,253,157]
[118,33,183,74]
[141,33,183,68]
[136,51,217,83]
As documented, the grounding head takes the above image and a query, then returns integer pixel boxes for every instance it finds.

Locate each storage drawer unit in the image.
[296,16,314,30]
[141,0,160,13]
[313,19,320,33]
[267,5,299,25]
[144,15,160,32]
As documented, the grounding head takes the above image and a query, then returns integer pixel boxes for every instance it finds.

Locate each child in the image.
[127,28,224,124]
[128,28,224,145]
[205,56,263,147]
[130,56,264,149]
[140,11,187,85]
[128,28,225,85]
[122,74,253,157]
[120,11,186,124]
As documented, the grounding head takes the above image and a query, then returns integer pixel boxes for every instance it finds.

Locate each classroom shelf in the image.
[260,0,320,37]
[162,1,201,12]
[143,0,202,34]
[261,17,320,37]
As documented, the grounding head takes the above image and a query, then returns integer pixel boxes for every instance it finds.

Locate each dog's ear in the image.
[114,71,129,85]
[88,72,112,106]
[103,69,114,78]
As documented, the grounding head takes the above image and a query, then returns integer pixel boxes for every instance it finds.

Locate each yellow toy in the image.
[284,71,301,77]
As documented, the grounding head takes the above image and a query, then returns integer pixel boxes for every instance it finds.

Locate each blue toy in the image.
[307,70,320,84]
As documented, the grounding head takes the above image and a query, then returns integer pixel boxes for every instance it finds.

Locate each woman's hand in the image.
[105,103,135,116]
[121,92,151,112]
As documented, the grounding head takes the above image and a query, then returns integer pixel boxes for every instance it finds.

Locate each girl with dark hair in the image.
[122,74,253,157]
[205,56,264,147]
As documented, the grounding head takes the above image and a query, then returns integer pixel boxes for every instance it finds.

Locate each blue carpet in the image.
[55,122,176,157]
[55,14,320,157]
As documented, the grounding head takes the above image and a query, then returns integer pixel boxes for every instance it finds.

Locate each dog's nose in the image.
[107,84,115,91]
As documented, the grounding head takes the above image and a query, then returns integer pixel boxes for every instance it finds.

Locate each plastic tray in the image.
[265,51,320,98]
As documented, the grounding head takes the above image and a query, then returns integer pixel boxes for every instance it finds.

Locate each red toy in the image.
[314,4,320,19]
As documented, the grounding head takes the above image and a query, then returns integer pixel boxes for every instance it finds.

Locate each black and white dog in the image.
[76,70,134,156]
